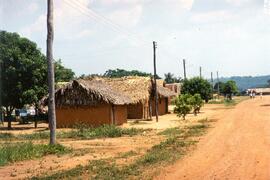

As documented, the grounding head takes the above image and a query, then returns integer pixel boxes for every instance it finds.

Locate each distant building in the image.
[247,88,270,95]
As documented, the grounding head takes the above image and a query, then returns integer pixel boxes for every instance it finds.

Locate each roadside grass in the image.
[0,133,14,139]
[0,142,70,167]
[0,125,148,141]
[208,96,248,106]
[33,119,211,180]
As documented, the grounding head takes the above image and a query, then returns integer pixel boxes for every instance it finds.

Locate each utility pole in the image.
[183,59,186,80]
[47,0,56,145]
[211,72,214,88]
[153,41,158,122]
[217,71,220,98]
[199,66,202,78]
[0,61,2,125]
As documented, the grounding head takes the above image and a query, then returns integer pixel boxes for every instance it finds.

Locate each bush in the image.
[174,94,192,120]
[174,94,204,119]
[190,94,204,115]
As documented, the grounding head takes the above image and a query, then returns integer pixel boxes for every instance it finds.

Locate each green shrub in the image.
[174,94,192,120]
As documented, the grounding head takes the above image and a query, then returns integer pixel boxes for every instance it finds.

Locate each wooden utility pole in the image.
[211,72,214,88]
[153,41,158,122]
[0,62,2,125]
[199,66,202,78]
[47,0,56,145]
[217,71,220,98]
[183,59,186,80]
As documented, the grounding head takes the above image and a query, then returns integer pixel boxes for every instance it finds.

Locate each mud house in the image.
[53,79,131,128]
[102,76,176,119]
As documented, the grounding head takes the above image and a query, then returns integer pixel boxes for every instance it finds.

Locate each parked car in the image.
[15,109,27,117]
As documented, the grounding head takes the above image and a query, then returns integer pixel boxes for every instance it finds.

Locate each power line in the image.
[63,0,149,46]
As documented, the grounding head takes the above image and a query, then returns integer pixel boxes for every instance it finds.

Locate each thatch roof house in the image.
[54,79,131,128]
[99,76,176,119]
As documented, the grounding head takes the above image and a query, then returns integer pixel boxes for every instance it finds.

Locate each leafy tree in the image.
[0,31,47,129]
[0,31,75,129]
[221,80,238,100]
[214,82,225,93]
[164,73,182,84]
[103,68,160,78]
[55,59,75,82]
[174,94,192,120]
[189,94,204,115]
[181,77,212,102]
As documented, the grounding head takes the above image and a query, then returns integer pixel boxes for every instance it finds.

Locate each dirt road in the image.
[158,96,270,180]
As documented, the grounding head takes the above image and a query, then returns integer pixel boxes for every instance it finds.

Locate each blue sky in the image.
[1,0,270,78]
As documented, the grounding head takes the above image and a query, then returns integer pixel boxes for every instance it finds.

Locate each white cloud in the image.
[190,10,234,23]
[27,2,39,14]
[20,14,46,37]
[75,29,93,38]
[107,5,143,27]
[170,0,194,11]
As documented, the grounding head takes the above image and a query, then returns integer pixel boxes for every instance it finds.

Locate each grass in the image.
[208,96,249,106]
[0,133,14,139]
[34,119,210,180]
[0,125,147,141]
[0,142,70,166]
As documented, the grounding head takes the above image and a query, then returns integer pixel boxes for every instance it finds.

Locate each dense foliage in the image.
[103,68,160,78]
[0,31,48,128]
[55,59,75,82]
[221,80,238,100]
[181,77,212,102]
[0,31,74,129]
[174,94,204,119]
[164,73,182,84]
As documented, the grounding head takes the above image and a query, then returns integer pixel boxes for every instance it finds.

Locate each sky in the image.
[1,0,270,78]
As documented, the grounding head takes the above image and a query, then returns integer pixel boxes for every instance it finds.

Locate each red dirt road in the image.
[158,96,270,180]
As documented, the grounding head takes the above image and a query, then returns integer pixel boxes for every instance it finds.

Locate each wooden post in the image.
[111,104,115,125]
[211,72,214,88]
[200,66,202,78]
[47,0,56,145]
[183,59,186,80]
[0,61,2,125]
[153,41,158,122]
[217,71,220,99]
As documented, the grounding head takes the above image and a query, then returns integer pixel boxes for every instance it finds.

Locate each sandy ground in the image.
[123,104,227,130]
[157,96,270,180]
[0,102,233,179]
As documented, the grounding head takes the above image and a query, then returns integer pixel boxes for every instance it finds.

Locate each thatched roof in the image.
[96,76,176,104]
[101,76,152,104]
[157,86,177,97]
[54,79,132,106]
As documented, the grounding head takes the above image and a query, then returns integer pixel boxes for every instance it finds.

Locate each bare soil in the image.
[157,96,270,180]
[0,100,234,179]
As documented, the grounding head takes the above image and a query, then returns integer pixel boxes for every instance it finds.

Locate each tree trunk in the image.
[34,104,38,129]
[47,0,56,145]
[6,107,13,130]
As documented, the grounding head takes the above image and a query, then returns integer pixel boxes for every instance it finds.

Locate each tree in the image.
[0,31,48,129]
[181,77,212,102]
[55,59,74,82]
[103,68,160,78]
[221,80,238,100]
[174,94,192,120]
[214,82,225,94]
[189,94,204,115]
[164,73,182,84]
